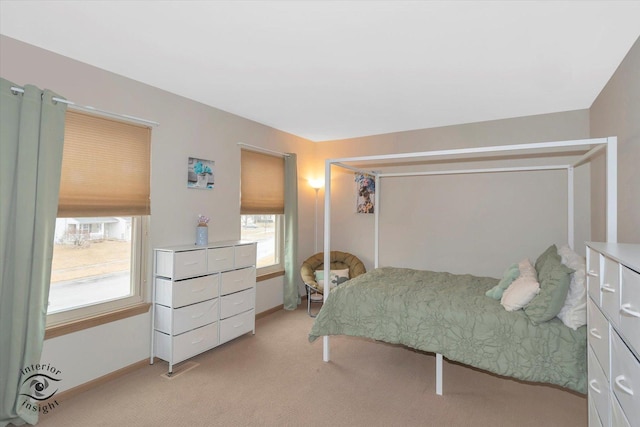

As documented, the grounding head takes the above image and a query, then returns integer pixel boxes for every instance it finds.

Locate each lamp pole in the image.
[314,187,319,253]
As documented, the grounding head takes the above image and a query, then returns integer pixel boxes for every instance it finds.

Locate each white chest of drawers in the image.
[151,240,257,374]
[586,242,640,427]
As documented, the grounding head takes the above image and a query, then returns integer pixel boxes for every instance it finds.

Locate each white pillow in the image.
[517,258,537,279]
[557,245,587,330]
[501,276,540,312]
[315,268,350,289]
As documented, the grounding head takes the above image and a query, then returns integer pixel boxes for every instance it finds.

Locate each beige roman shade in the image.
[57,111,151,217]
[240,149,284,214]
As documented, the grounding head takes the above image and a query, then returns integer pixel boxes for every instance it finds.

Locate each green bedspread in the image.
[309,267,587,393]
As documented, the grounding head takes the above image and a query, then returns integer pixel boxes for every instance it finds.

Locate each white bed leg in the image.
[436,353,443,395]
[323,336,330,362]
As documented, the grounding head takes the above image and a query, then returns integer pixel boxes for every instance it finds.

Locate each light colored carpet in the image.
[34,305,587,426]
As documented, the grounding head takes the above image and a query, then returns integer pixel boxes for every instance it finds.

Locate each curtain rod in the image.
[237,142,290,157]
[10,86,160,127]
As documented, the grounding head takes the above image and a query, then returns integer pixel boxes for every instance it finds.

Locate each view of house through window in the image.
[48,216,134,314]
[241,214,282,269]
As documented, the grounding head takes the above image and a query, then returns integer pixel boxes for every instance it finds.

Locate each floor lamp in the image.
[309,179,323,253]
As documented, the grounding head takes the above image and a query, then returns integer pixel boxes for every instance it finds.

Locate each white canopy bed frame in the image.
[319,136,618,395]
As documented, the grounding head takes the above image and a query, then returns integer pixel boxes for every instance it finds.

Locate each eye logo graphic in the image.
[20,374,60,401]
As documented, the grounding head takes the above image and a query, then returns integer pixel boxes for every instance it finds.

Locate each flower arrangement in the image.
[197,214,210,227]
[194,161,212,175]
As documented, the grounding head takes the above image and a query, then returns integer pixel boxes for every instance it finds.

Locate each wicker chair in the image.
[300,251,366,317]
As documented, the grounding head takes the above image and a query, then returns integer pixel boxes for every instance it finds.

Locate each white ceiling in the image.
[1,1,639,142]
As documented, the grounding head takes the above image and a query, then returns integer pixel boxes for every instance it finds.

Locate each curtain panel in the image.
[283,153,300,310]
[0,79,67,426]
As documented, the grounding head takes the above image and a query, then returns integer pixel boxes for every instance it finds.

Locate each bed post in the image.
[374,174,380,268]
[323,160,332,362]
[606,137,617,243]
[436,353,443,395]
[568,166,574,250]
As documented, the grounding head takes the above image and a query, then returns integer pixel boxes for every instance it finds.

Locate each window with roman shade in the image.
[240,149,284,214]
[58,110,151,217]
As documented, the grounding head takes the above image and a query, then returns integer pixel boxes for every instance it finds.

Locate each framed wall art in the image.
[355,173,375,214]
[187,157,215,190]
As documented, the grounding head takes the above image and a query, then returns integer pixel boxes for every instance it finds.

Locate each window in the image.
[47,111,151,327]
[241,214,284,270]
[240,150,285,274]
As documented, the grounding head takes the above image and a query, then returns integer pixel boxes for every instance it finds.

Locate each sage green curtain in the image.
[0,78,67,426]
[283,153,300,310]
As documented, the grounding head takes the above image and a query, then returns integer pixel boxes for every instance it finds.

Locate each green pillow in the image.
[534,244,558,276]
[524,256,574,324]
[485,263,519,300]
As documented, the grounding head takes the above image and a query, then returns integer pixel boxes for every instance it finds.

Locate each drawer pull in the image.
[601,285,616,293]
[191,287,206,293]
[233,322,244,328]
[183,261,199,266]
[589,328,602,340]
[215,258,227,261]
[191,312,205,319]
[621,303,640,318]
[233,300,244,305]
[589,379,602,394]
[234,279,243,283]
[587,271,599,278]
[191,337,204,345]
[614,375,634,396]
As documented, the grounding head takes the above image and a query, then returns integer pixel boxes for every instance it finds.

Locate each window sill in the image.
[257,269,285,282]
[45,302,151,340]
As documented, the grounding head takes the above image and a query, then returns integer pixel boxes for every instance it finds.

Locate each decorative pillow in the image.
[534,244,558,277]
[518,258,537,279]
[524,253,574,325]
[501,275,541,312]
[315,268,350,289]
[557,245,587,330]
[486,263,520,300]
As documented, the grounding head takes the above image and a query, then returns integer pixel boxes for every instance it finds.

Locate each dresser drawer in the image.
[155,298,218,335]
[155,274,219,308]
[173,249,208,279]
[620,266,640,355]
[235,243,256,268]
[587,248,601,304]
[220,288,255,319]
[588,346,610,427]
[588,298,610,376]
[220,309,254,344]
[611,330,640,425]
[611,394,632,427]
[207,246,234,272]
[220,267,255,295]
[155,322,219,365]
[588,396,603,427]
[601,257,620,326]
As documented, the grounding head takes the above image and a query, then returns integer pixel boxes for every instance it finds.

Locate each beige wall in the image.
[590,36,640,244]
[316,111,591,277]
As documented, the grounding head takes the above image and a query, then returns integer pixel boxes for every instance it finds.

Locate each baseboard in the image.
[43,358,154,405]
[256,304,284,319]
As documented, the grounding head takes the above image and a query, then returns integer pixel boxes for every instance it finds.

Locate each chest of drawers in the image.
[586,242,640,427]
[151,240,257,374]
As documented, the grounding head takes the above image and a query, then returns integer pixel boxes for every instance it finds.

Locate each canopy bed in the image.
[308,137,618,395]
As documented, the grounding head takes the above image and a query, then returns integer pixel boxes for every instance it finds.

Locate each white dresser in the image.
[586,242,640,427]
[151,240,257,374]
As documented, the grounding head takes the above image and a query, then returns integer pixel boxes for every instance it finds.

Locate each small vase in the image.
[197,173,208,188]
[195,224,208,246]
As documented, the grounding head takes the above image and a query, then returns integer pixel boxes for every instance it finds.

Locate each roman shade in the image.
[58,111,151,217]
[240,149,284,214]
